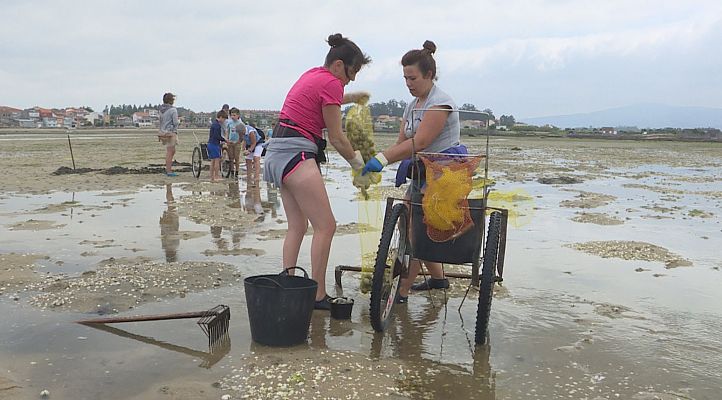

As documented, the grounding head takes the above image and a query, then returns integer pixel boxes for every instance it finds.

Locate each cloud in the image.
[1,0,721,117]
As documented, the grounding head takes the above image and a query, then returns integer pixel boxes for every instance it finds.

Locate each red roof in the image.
[0,106,22,113]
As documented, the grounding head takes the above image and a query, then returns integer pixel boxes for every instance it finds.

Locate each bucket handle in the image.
[281,266,310,278]
[252,277,285,289]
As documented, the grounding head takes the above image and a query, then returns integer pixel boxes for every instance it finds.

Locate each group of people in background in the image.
[204,104,272,183]
[158,33,463,309]
[157,95,273,184]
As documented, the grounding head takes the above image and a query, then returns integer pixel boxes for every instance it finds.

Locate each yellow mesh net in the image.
[420,153,483,242]
[345,102,381,198]
[486,189,535,228]
[345,101,385,292]
[357,200,382,293]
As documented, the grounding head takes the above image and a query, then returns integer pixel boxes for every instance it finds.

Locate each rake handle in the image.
[77,311,211,324]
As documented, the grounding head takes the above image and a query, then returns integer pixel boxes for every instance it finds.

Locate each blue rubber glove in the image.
[362,153,388,175]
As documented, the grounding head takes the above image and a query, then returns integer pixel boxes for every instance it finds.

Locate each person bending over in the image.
[263,33,371,310]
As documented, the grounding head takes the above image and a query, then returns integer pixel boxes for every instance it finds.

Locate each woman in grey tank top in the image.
[362,40,466,302]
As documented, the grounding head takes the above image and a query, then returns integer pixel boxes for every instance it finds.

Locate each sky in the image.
[1,0,721,118]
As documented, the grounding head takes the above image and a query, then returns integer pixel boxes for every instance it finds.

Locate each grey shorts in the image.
[263,137,318,189]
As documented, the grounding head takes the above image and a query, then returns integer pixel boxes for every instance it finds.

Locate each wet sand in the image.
[1,130,721,399]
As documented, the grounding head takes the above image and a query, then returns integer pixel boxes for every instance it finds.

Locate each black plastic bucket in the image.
[329,297,354,320]
[244,267,317,347]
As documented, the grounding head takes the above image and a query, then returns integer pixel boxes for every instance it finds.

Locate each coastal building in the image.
[16,119,38,128]
[132,111,155,127]
[187,112,213,127]
[84,112,103,126]
[0,106,22,127]
[42,117,57,128]
[241,109,280,127]
[0,106,21,119]
[116,116,133,127]
[461,120,484,129]
[600,127,618,135]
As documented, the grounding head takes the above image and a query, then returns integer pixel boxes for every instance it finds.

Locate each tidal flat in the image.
[0,130,720,399]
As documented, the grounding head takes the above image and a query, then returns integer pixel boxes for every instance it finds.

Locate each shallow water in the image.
[1,137,721,399]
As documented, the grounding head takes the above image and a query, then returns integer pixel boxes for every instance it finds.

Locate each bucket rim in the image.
[244,274,318,290]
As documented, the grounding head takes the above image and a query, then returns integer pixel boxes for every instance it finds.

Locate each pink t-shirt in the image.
[279,67,343,140]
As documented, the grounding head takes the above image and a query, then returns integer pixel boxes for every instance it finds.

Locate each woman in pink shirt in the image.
[264,33,370,310]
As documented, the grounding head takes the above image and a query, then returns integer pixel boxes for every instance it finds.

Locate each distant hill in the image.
[520,104,722,129]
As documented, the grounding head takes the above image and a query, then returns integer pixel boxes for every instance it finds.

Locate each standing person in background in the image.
[263,33,371,310]
[362,40,465,303]
[158,92,179,177]
[247,123,265,186]
[261,123,274,157]
[225,107,245,178]
[242,124,259,186]
[220,104,231,141]
[208,110,228,182]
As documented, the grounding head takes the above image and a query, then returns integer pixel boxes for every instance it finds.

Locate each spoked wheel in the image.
[475,211,502,344]
[370,203,410,332]
[220,148,231,178]
[192,147,202,178]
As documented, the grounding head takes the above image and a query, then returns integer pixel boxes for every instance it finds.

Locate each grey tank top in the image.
[402,85,460,153]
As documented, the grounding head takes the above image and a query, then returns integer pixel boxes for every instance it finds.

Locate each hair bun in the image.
[327,33,345,48]
[422,40,437,54]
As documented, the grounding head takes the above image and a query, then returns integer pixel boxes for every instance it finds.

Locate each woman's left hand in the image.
[362,153,388,175]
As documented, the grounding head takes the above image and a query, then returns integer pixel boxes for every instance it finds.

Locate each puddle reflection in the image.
[370,305,496,399]
[82,322,231,369]
[159,184,180,262]
[303,304,497,400]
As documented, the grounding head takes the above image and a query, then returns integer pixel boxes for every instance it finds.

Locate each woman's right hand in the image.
[348,150,365,170]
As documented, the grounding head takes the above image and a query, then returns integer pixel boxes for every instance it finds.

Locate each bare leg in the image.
[279,185,308,272]
[399,260,445,297]
[246,159,253,186]
[282,160,336,301]
[165,145,175,173]
[253,156,261,184]
[211,159,220,181]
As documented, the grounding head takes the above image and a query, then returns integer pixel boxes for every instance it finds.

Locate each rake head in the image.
[197,304,231,346]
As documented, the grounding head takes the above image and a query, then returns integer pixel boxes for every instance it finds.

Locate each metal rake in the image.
[76,304,231,347]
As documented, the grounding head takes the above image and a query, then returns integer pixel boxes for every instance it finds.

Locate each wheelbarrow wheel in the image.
[370,203,409,332]
[192,147,202,178]
[220,148,231,178]
[475,211,502,345]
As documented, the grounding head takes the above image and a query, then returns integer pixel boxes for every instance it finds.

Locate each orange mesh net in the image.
[419,153,483,242]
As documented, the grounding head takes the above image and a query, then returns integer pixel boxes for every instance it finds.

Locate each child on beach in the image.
[225,107,245,177]
[208,110,228,182]
[242,124,262,186]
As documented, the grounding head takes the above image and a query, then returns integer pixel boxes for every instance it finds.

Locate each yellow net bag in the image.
[345,101,384,292]
[345,102,381,198]
[420,153,483,242]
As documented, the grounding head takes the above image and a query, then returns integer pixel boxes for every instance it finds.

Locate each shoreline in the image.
[3,127,722,143]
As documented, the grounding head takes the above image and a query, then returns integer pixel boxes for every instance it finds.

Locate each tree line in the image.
[104,100,516,125]
[346,99,515,124]
[105,104,196,117]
